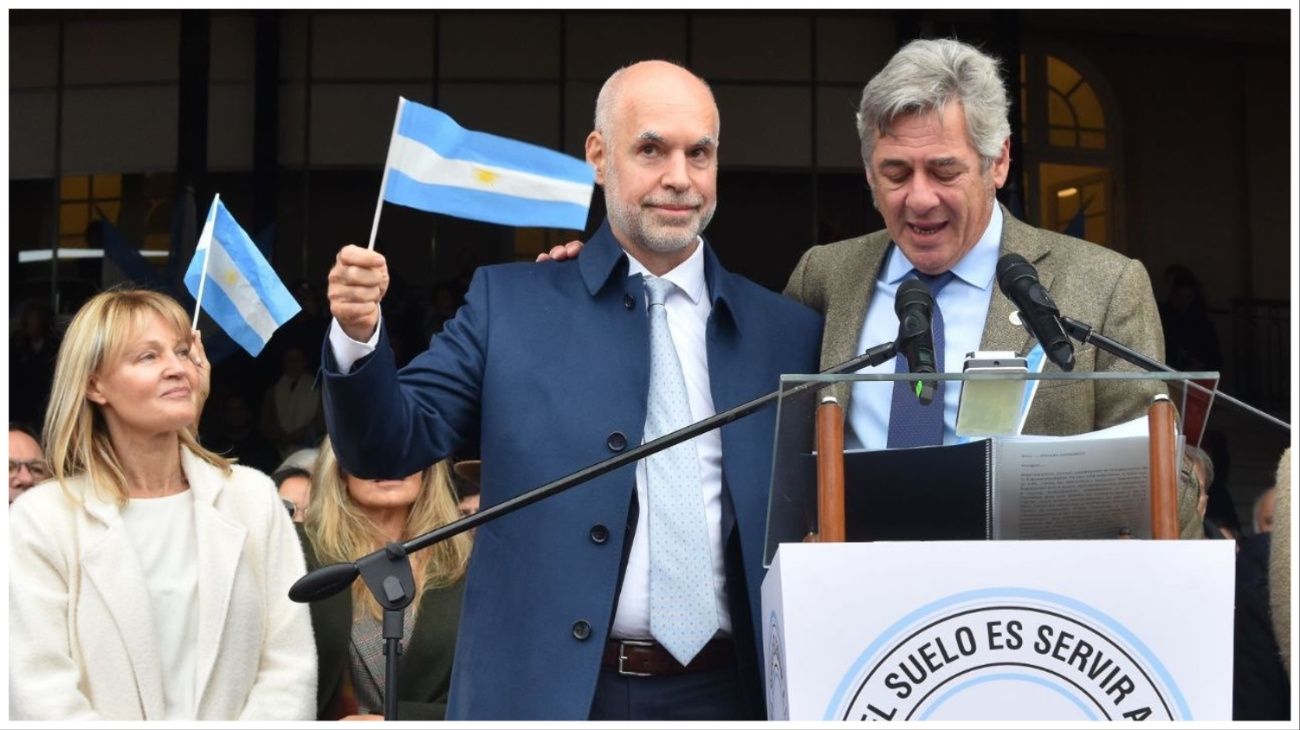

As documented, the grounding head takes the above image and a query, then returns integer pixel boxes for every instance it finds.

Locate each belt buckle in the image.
[617,638,655,677]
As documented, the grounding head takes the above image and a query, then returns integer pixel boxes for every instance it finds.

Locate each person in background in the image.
[9,298,60,429]
[8,289,315,720]
[9,423,49,504]
[1200,430,1243,540]
[451,459,481,517]
[261,345,325,459]
[269,278,330,373]
[1252,486,1276,535]
[207,392,281,475]
[1177,444,1215,540]
[298,437,471,720]
[273,446,319,523]
[1159,264,1223,373]
[1228,447,1290,720]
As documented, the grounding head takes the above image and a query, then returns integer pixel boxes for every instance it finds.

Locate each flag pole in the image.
[368,97,406,251]
[191,193,220,329]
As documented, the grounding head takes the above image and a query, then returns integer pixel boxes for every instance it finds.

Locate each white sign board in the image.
[762,541,1233,721]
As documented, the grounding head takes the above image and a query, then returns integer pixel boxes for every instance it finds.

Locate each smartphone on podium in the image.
[955,351,1029,438]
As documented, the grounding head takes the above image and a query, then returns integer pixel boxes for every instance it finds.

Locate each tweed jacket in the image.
[1268,448,1291,676]
[7,447,317,720]
[784,204,1166,437]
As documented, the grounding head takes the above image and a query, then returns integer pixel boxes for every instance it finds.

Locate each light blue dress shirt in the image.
[848,204,1003,450]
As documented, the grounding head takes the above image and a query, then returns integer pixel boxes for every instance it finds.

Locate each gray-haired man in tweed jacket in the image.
[784,38,1165,447]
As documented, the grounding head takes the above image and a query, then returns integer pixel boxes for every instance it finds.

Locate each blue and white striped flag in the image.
[184,195,300,356]
[380,98,594,231]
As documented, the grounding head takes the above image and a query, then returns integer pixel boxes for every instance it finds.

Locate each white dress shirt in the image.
[327,241,730,640]
[329,317,380,375]
[848,203,1002,450]
[612,240,730,640]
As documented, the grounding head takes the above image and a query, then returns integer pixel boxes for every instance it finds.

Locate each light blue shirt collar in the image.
[881,203,1003,291]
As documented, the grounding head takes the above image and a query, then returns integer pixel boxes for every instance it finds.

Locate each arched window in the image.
[1020,44,1122,251]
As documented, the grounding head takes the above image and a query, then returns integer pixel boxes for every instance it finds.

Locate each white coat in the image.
[8,447,316,720]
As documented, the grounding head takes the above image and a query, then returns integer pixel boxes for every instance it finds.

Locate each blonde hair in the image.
[304,437,471,620]
[43,288,230,506]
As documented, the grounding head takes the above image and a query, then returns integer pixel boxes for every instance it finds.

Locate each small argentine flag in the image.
[184,195,300,356]
[379,97,594,231]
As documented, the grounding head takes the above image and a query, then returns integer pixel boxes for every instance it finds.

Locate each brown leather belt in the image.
[601,637,735,677]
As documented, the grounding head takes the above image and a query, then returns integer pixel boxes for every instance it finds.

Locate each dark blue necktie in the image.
[887,271,955,448]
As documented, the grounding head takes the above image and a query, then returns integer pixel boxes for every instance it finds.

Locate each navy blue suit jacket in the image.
[322,221,822,719]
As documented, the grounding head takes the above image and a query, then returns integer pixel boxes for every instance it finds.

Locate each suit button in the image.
[624,293,635,309]
[590,524,609,544]
[572,620,592,641]
[606,431,627,452]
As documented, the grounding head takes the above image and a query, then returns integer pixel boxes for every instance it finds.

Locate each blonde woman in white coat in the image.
[8,289,316,720]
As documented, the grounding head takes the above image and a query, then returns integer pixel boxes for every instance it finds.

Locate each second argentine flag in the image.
[382,98,594,231]
[183,195,300,357]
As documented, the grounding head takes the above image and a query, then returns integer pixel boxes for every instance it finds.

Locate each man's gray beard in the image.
[604,163,716,253]
[630,203,716,253]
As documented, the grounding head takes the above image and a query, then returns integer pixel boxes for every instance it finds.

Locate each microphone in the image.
[894,278,938,405]
[996,253,1075,371]
[289,561,361,603]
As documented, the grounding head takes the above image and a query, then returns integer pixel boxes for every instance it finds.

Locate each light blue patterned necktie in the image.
[642,275,718,665]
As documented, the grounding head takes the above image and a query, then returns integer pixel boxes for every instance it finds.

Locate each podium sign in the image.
[762,541,1233,721]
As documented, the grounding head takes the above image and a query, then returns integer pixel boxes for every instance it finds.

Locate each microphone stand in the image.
[355,542,415,722]
[289,340,900,719]
[1059,315,1290,431]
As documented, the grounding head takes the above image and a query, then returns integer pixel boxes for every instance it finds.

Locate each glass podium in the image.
[762,370,1220,566]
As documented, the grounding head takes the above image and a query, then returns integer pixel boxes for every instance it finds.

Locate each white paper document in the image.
[993,416,1153,539]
